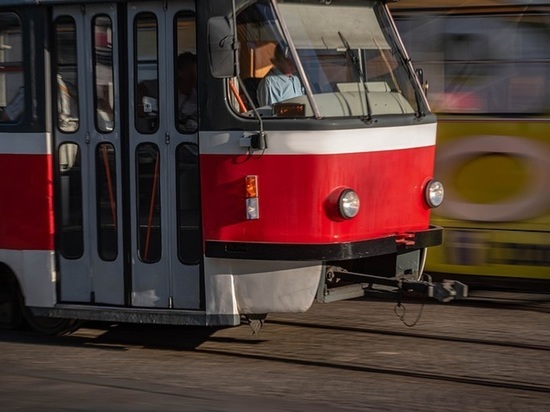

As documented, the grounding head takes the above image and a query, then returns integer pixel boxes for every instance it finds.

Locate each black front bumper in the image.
[205,225,442,261]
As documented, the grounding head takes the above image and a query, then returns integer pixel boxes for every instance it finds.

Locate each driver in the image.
[257,44,303,106]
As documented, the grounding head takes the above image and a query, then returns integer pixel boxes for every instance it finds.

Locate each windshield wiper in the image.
[382,12,427,119]
[338,31,373,123]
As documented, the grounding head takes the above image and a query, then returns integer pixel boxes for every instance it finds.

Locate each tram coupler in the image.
[318,266,468,304]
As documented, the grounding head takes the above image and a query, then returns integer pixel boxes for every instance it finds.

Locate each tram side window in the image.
[55,16,80,132]
[135,13,159,134]
[174,12,197,133]
[58,143,84,259]
[93,16,115,132]
[234,3,293,113]
[96,143,118,261]
[0,13,24,123]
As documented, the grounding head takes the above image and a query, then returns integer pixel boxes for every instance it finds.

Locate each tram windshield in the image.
[234,0,423,118]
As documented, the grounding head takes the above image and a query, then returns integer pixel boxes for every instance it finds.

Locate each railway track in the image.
[9,338,550,397]
[71,292,550,396]
[454,290,550,314]
[195,345,550,394]
[265,319,550,352]
[11,320,548,396]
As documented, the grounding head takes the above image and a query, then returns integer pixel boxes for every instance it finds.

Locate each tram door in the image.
[54,2,201,308]
[127,1,201,309]
[54,4,125,305]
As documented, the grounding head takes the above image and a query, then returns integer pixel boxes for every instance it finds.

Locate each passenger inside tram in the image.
[0,86,24,122]
[176,51,198,132]
[136,80,158,132]
[57,73,79,132]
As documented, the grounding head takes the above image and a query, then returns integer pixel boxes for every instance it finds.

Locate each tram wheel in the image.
[17,290,80,336]
[0,270,24,329]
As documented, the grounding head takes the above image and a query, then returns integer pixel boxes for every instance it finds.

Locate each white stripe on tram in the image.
[0,132,52,155]
[0,249,56,308]
[199,123,436,155]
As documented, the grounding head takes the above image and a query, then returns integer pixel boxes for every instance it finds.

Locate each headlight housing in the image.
[425,180,444,208]
[339,189,360,219]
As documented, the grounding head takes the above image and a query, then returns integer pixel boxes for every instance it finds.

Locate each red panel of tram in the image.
[0,154,54,251]
[200,145,435,244]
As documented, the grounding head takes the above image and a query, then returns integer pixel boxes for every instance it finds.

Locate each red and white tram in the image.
[0,0,464,334]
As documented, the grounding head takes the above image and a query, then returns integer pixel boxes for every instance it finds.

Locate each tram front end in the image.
[199,0,467,325]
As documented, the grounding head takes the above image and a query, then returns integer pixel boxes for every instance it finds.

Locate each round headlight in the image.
[339,189,360,219]
[425,180,444,208]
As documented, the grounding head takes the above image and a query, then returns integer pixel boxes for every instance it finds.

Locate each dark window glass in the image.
[137,143,161,263]
[135,13,159,134]
[96,143,118,261]
[55,16,80,132]
[176,143,201,264]
[0,13,24,123]
[174,12,197,133]
[93,15,115,132]
[58,143,84,259]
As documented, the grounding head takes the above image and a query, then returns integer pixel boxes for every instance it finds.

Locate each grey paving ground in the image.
[1,295,549,411]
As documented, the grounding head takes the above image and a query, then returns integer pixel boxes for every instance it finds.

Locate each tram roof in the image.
[0,0,400,5]
[0,0,221,4]
[5,0,549,8]
[391,0,550,9]
[1,0,132,5]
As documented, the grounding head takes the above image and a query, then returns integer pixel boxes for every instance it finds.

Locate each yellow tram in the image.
[391,0,550,289]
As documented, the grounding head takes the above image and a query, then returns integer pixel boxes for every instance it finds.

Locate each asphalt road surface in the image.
[1,293,549,411]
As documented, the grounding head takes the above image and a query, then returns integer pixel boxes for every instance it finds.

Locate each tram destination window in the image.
[55,16,80,132]
[135,13,159,134]
[93,15,115,132]
[96,143,118,261]
[0,13,24,123]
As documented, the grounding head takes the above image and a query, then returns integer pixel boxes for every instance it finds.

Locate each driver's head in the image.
[271,44,294,75]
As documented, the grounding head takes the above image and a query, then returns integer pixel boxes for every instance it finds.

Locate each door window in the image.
[136,143,162,263]
[93,15,115,132]
[176,143,201,264]
[134,12,159,134]
[58,142,84,259]
[174,12,197,133]
[55,16,80,132]
[96,143,118,261]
